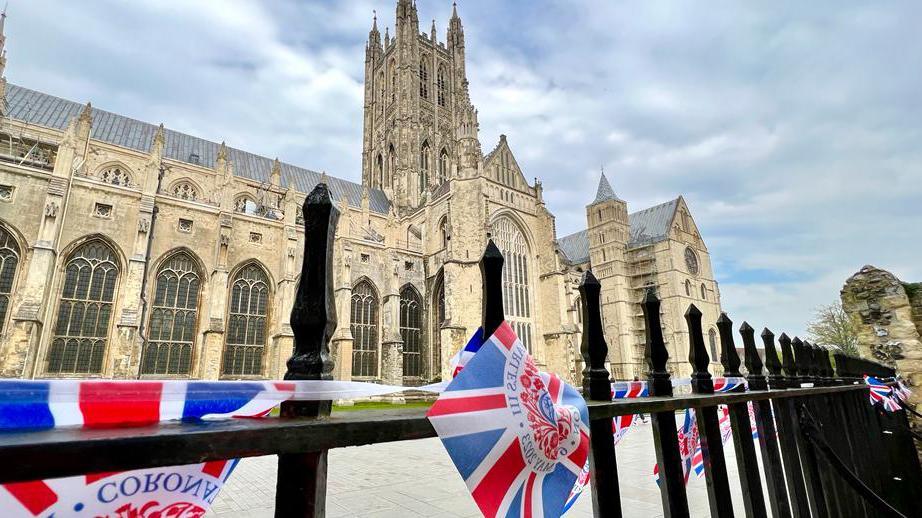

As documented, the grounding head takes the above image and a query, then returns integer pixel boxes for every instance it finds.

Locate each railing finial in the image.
[778,332,796,382]
[716,312,742,377]
[579,270,610,401]
[480,239,505,341]
[740,321,766,390]
[287,182,339,391]
[791,337,810,385]
[685,303,712,392]
[761,328,784,389]
[642,288,672,396]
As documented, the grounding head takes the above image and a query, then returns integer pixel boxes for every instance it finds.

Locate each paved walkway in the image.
[209,420,767,517]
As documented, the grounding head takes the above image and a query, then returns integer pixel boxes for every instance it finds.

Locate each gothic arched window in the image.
[685,279,692,297]
[351,280,379,378]
[439,217,449,249]
[436,64,447,107]
[48,240,119,374]
[0,227,20,333]
[98,165,132,187]
[493,216,534,352]
[400,285,423,378]
[419,59,429,99]
[701,283,707,300]
[388,144,397,189]
[375,154,384,189]
[438,148,449,183]
[389,59,397,104]
[142,252,201,375]
[223,263,270,376]
[420,141,430,193]
[708,328,718,363]
[171,181,200,201]
[234,195,259,215]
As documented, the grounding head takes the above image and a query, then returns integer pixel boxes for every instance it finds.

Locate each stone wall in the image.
[841,265,922,442]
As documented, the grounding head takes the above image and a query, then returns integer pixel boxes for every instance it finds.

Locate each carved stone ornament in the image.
[44,201,59,217]
[138,218,151,233]
[220,233,230,246]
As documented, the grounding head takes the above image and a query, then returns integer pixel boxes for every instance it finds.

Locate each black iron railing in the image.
[0,183,920,518]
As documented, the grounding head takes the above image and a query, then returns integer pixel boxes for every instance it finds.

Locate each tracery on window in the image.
[0,227,20,333]
[171,181,199,201]
[436,65,447,107]
[400,286,423,378]
[48,240,119,374]
[98,165,132,187]
[419,59,429,99]
[142,252,200,375]
[420,141,430,193]
[223,263,269,376]
[493,216,534,352]
[351,280,379,378]
[437,148,449,183]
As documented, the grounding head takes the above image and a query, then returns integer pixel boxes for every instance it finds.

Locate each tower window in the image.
[438,148,449,183]
[389,59,397,104]
[388,144,397,189]
[420,141,430,194]
[419,59,429,99]
[437,65,447,107]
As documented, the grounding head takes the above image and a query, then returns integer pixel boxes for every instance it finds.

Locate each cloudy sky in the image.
[8,1,922,338]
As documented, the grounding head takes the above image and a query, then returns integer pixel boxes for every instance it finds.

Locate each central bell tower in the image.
[361,1,478,212]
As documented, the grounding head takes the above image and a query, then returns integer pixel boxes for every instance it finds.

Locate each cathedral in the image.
[0,2,722,385]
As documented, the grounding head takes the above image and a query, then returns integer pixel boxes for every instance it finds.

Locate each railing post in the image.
[480,240,505,340]
[790,337,829,517]
[716,315,766,518]
[741,323,790,518]
[642,289,690,517]
[686,305,734,517]
[579,270,622,518]
[770,332,811,518]
[275,183,339,517]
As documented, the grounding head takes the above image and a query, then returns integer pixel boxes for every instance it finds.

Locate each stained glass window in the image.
[351,280,379,378]
[48,240,119,374]
[400,286,423,377]
[0,227,20,333]
[142,252,200,375]
[223,263,270,376]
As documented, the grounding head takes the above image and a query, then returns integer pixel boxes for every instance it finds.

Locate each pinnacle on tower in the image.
[0,7,7,79]
[593,168,621,204]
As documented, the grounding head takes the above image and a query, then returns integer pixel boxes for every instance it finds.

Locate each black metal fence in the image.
[0,183,919,518]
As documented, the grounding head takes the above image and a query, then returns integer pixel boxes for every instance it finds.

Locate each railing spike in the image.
[761,328,785,389]
[641,288,671,396]
[579,270,610,401]
[740,322,765,390]
[778,333,796,383]
[286,182,338,389]
[716,312,742,377]
[480,239,505,341]
[791,337,810,386]
[685,303,712,392]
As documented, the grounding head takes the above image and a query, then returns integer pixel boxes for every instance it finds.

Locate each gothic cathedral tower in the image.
[361,1,477,212]
[586,172,634,378]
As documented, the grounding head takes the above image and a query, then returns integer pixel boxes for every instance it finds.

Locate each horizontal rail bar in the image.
[587,385,865,419]
[0,385,866,484]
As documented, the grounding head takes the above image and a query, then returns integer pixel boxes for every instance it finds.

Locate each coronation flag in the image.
[864,375,901,412]
[428,322,590,518]
[0,380,291,517]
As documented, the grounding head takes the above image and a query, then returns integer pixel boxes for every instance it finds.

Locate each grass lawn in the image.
[332,400,433,412]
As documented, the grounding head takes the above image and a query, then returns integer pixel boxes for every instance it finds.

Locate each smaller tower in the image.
[586,170,632,378]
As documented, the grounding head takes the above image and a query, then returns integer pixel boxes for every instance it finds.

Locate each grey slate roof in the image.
[5,84,391,213]
[592,171,621,203]
[557,197,680,264]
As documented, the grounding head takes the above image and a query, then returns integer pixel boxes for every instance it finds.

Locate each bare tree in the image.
[806,302,860,355]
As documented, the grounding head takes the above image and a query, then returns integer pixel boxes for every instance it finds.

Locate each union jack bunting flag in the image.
[893,380,912,403]
[449,327,486,378]
[428,322,590,518]
[864,375,901,412]
[0,380,286,517]
[713,377,746,392]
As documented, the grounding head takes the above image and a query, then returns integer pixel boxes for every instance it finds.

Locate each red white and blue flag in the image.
[864,375,901,412]
[653,408,699,485]
[428,322,590,518]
